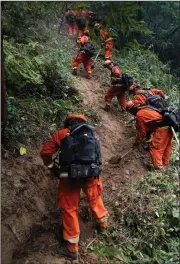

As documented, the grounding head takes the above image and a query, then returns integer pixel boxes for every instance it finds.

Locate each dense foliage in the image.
[92,165,179,264]
[86,1,180,73]
[1,2,179,264]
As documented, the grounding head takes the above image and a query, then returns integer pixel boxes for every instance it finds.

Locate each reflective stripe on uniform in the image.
[65,236,79,243]
[158,126,169,130]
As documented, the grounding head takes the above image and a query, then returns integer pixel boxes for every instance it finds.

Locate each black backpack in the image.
[162,107,180,132]
[59,124,102,179]
[135,91,165,113]
[121,73,134,90]
[80,42,95,57]
[76,11,87,30]
[66,11,76,23]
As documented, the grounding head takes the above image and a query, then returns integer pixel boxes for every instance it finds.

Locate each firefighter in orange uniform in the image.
[72,30,92,78]
[65,9,77,36]
[40,114,108,260]
[103,60,127,111]
[94,23,114,60]
[126,101,173,171]
[75,8,88,38]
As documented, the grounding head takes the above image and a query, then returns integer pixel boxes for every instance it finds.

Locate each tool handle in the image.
[120,147,133,159]
[171,126,179,146]
[93,48,101,63]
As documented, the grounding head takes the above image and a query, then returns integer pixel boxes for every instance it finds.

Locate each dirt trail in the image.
[1,37,149,264]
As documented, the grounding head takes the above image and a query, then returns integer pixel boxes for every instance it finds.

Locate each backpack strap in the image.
[71,123,95,136]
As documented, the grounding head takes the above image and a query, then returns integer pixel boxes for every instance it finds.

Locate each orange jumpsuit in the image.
[136,108,173,170]
[100,29,114,59]
[75,10,88,38]
[65,10,77,36]
[105,65,126,110]
[133,88,165,106]
[40,128,108,253]
[72,35,92,77]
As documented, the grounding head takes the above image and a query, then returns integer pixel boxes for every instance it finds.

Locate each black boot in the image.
[59,244,78,260]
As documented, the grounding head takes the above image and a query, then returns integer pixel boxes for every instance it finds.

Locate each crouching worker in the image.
[103,60,133,111]
[126,101,173,171]
[40,114,109,260]
[72,30,95,78]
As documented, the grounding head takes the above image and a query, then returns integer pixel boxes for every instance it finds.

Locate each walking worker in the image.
[126,101,173,171]
[65,8,77,36]
[72,30,94,79]
[75,6,88,38]
[94,23,114,60]
[40,114,109,260]
[103,60,132,111]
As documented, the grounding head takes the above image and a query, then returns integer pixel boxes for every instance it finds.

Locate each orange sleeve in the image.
[40,128,70,164]
[100,29,108,42]
[77,36,88,45]
[151,89,165,99]
[136,114,148,142]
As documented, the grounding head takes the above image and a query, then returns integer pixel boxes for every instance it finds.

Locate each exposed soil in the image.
[1,35,150,264]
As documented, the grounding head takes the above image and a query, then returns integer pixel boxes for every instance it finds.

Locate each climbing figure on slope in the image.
[94,22,114,60]
[75,6,88,38]
[103,60,133,111]
[72,30,95,79]
[40,114,109,260]
[65,8,77,36]
[126,100,173,171]
[129,84,165,107]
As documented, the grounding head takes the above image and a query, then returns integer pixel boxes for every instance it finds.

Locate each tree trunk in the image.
[1,36,8,142]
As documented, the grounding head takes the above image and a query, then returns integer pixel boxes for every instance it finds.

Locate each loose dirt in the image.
[1,36,150,264]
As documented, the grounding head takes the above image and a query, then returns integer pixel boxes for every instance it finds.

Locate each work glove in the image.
[47,163,60,178]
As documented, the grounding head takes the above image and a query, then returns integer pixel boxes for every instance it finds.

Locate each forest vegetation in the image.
[1,2,179,264]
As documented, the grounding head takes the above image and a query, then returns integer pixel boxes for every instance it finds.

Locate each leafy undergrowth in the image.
[3,33,100,149]
[90,159,179,264]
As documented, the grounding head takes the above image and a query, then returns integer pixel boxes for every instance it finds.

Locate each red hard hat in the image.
[104,60,112,67]
[126,101,135,110]
[65,114,87,122]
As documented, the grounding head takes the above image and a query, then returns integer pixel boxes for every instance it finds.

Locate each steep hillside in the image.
[1,37,150,264]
